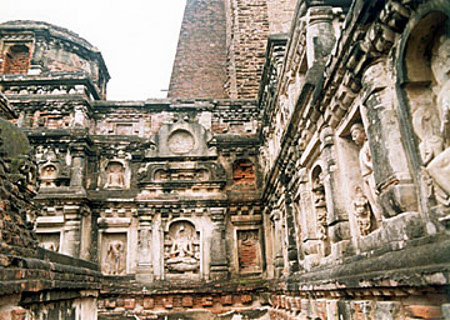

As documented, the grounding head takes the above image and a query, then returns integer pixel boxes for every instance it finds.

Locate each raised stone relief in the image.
[147,117,216,158]
[70,105,88,128]
[102,235,127,275]
[425,33,450,206]
[104,162,125,189]
[165,221,200,275]
[311,167,330,257]
[168,129,195,154]
[352,186,374,236]
[36,147,71,188]
[350,123,382,221]
[99,151,131,190]
[37,233,60,252]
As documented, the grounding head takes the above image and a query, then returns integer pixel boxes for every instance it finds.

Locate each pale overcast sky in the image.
[0,0,187,100]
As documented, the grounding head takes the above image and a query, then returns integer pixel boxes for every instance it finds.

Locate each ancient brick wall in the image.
[168,0,228,99]
[266,0,297,34]
[225,0,270,100]
[2,45,30,74]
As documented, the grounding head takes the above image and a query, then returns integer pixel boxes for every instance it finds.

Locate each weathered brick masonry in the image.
[168,0,228,99]
[1,0,450,319]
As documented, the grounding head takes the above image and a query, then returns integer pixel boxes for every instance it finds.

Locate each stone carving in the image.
[104,161,125,189]
[312,172,327,241]
[139,229,151,256]
[39,164,59,187]
[165,222,200,274]
[350,123,382,220]
[105,240,125,275]
[37,148,71,188]
[70,105,87,128]
[423,33,450,206]
[413,107,444,166]
[41,240,59,252]
[352,186,373,236]
[237,230,262,273]
[168,129,195,154]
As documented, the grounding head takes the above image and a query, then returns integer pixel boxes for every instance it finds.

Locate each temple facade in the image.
[0,0,449,319]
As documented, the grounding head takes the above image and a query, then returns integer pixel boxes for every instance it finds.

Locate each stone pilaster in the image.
[319,127,351,257]
[270,210,284,278]
[362,60,418,217]
[209,208,229,280]
[70,146,86,189]
[136,208,154,283]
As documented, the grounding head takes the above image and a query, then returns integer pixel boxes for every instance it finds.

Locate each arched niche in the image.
[164,220,201,279]
[397,3,450,208]
[3,44,30,74]
[310,163,330,257]
[39,163,60,188]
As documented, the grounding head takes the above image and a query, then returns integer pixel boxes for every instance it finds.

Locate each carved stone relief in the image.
[352,186,375,236]
[104,162,125,189]
[70,105,88,128]
[426,32,450,206]
[311,167,330,257]
[101,234,127,275]
[165,221,200,276]
[403,16,450,208]
[37,233,60,252]
[350,123,382,222]
[168,129,195,154]
[99,151,131,190]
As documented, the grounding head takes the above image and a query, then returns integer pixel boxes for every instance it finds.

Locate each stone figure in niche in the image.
[312,173,327,242]
[425,33,450,205]
[106,240,125,275]
[104,162,125,189]
[166,222,199,273]
[40,164,58,187]
[41,241,59,252]
[70,105,87,127]
[413,107,444,166]
[350,123,382,221]
[352,186,373,236]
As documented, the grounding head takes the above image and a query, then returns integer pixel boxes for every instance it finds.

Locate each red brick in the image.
[124,299,136,310]
[182,296,194,307]
[405,305,443,319]
[143,297,154,309]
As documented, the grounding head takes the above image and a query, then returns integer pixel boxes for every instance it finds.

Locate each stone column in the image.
[79,206,92,261]
[320,127,351,257]
[136,211,154,283]
[209,208,229,280]
[70,147,86,189]
[270,209,284,278]
[283,193,300,273]
[362,60,418,217]
[297,169,320,270]
[62,205,81,258]
[306,6,336,68]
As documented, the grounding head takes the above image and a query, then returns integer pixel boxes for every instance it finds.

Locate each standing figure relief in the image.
[350,123,382,222]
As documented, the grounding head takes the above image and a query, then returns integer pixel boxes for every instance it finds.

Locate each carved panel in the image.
[101,233,127,275]
[37,233,60,252]
[164,221,200,277]
[168,129,195,154]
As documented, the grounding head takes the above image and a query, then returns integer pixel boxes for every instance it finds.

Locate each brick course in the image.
[168,0,228,99]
